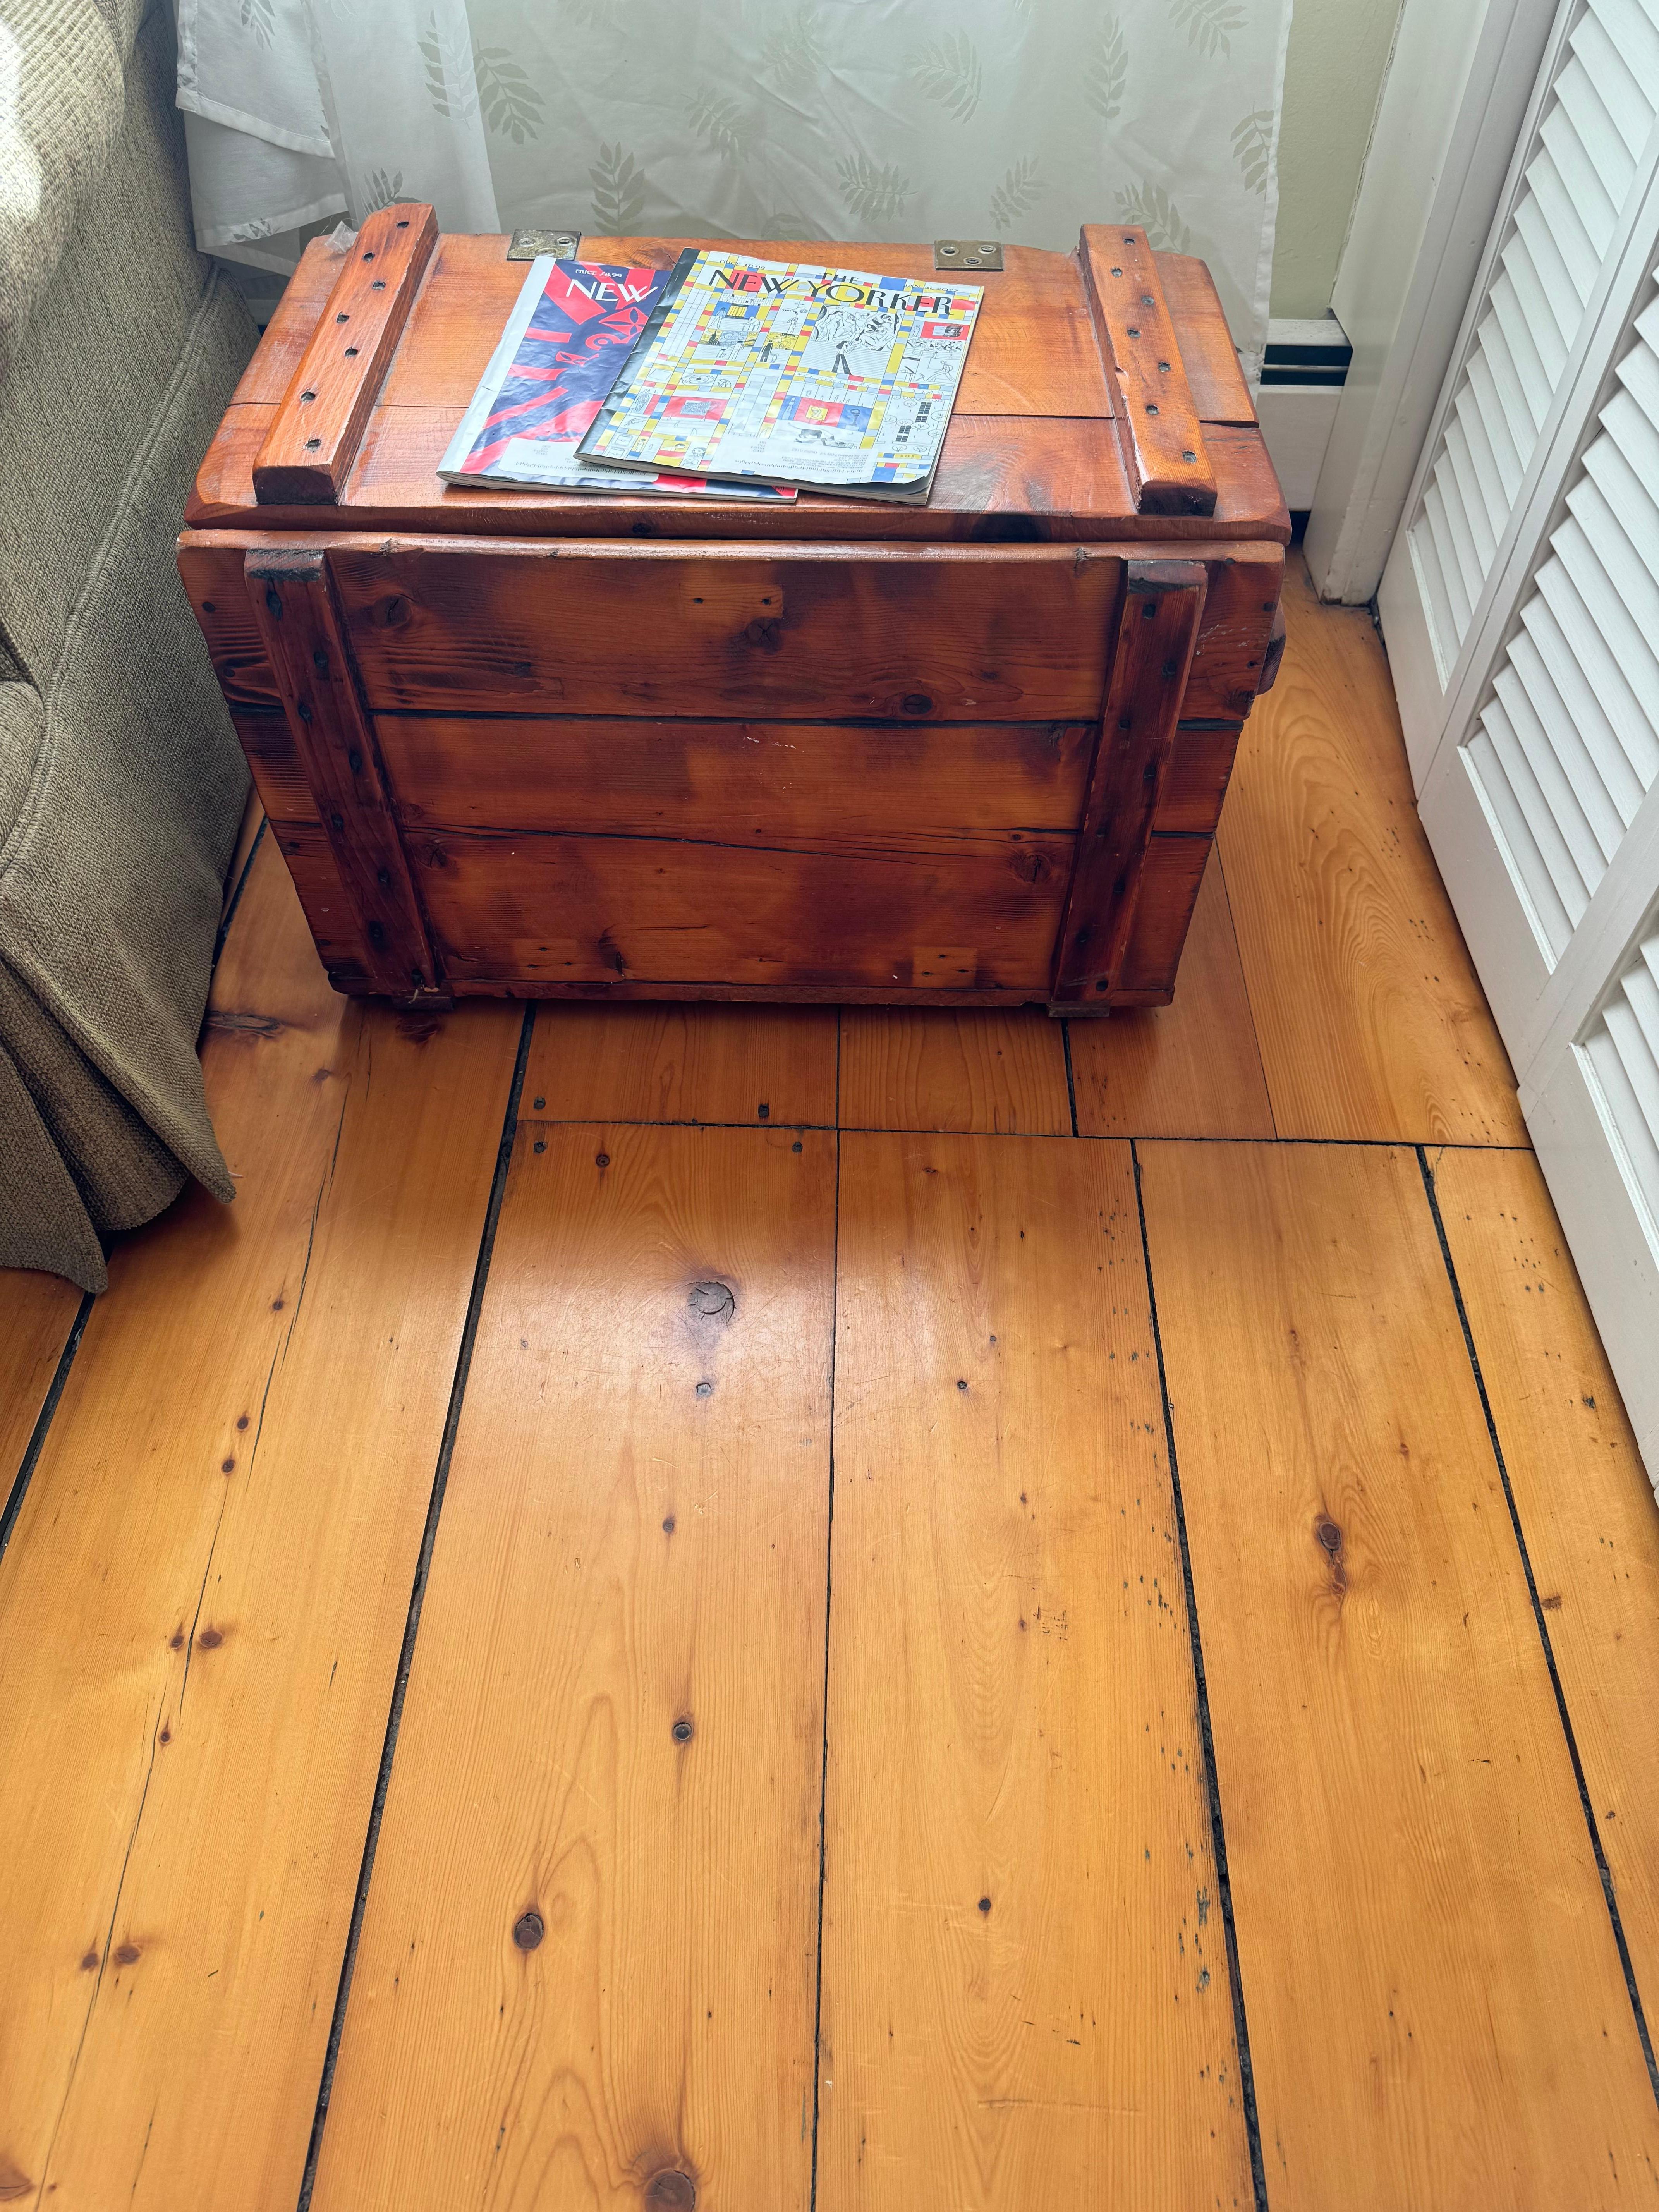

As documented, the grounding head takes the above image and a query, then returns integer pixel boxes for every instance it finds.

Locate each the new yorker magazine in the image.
[576,249,983,502]
[439,256,794,502]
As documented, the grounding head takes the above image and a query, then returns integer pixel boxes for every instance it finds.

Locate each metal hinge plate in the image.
[507,228,582,261]
[934,239,1003,272]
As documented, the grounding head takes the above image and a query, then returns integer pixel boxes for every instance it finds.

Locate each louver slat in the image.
[1534,543,1659,792]
[1583,923,1659,1230]
[1520,592,1650,827]
[1462,294,1659,958]
[1466,719,1578,955]
[1406,0,1659,665]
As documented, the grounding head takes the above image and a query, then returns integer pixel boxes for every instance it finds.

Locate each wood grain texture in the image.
[412,822,1070,993]
[337,538,1123,723]
[1161,722,1243,835]
[1069,850,1274,1137]
[232,707,311,825]
[1114,833,1212,1003]
[838,1008,1072,1133]
[193,406,1288,545]
[252,203,436,503]
[1431,1145,1659,1997]
[1218,563,1525,1142]
[1156,256,1257,426]
[1051,560,1207,1008]
[377,713,1091,842]
[522,1001,838,1126]
[0,1271,81,1488]
[181,534,1281,728]
[1139,1140,1659,2209]
[193,228,1287,544]
[181,538,283,713]
[818,1133,1251,2210]
[246,548,443,999]
[266,818,372,988]
[0,836,520,2211]
[226,235,342,406]
[383,232,1115,419]
[309,1123,836,2212]
[1080,228,1216,517]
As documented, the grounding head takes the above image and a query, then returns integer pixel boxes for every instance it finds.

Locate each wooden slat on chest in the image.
[182,534,1279,724]
[330,540,1121,721]
[382,232,1115,420]
[377,713,1091,838]
[414,821,1072,992]
[192,409,1286,544]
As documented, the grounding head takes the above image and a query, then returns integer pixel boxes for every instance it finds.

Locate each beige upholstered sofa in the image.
[0,0,256,1291]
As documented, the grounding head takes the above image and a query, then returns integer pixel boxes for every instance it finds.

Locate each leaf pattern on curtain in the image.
[590,142,647,229]
[420,11,479,120]
[237,0,274,48]
[1231,110,1273,194]
[761,8,826,94]
[473,46,543,143]
[836,156,913,223]
[1083,19,1128,124]
[1115,183,1192,255]
[906,35,984,124]
[462,0,1290,368]
[178,0,1290,372]
[989,158,1042,233]
[1170,0,1248,62]
[689,89,758,165]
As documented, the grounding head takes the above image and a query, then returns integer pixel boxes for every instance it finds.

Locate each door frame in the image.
[1302,0,1558,606]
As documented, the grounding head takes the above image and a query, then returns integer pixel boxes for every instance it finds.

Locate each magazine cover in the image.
[575,249,983,502]
[439,256,795,503]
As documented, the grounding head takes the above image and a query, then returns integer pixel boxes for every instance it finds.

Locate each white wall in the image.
[1270,0,1405,320]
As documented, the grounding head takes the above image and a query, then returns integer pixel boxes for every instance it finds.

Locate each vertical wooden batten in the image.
[1080,225,1218,517]
[245,548,446,1003]
[1050,560,1209,1011]
[251,203,438,507]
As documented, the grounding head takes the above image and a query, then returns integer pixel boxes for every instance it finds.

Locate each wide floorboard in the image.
[3,560,1657,2209]
[818,1133,1251,2211]
[1139,1139,1659,2208]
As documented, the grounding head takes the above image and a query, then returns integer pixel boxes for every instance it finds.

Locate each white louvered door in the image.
[1377,0,1659,1481]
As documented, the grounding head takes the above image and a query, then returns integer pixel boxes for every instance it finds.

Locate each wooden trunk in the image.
[181,210,1288,1012]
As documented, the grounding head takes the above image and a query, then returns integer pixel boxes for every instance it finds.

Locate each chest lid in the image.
[191,206,1287,547]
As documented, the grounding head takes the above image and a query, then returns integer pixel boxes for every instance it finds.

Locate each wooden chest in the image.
[180,207,1287,1013]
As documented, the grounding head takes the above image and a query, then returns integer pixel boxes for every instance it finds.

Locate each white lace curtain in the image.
[175,0,1291,371]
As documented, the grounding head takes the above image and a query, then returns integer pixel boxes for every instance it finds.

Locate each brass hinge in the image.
[507,228,582,261]
[934,239,1003,271]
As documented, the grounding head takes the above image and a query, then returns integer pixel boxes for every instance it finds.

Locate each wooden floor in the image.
[4,560,1659,2210]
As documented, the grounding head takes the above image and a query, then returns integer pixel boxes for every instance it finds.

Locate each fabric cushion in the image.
[0,0,131,381]
[0,269,253,1284]
[0,939,185,1233]
[0,0,256,1290]
[0,1036,107,1285]
[0,0,216,685]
